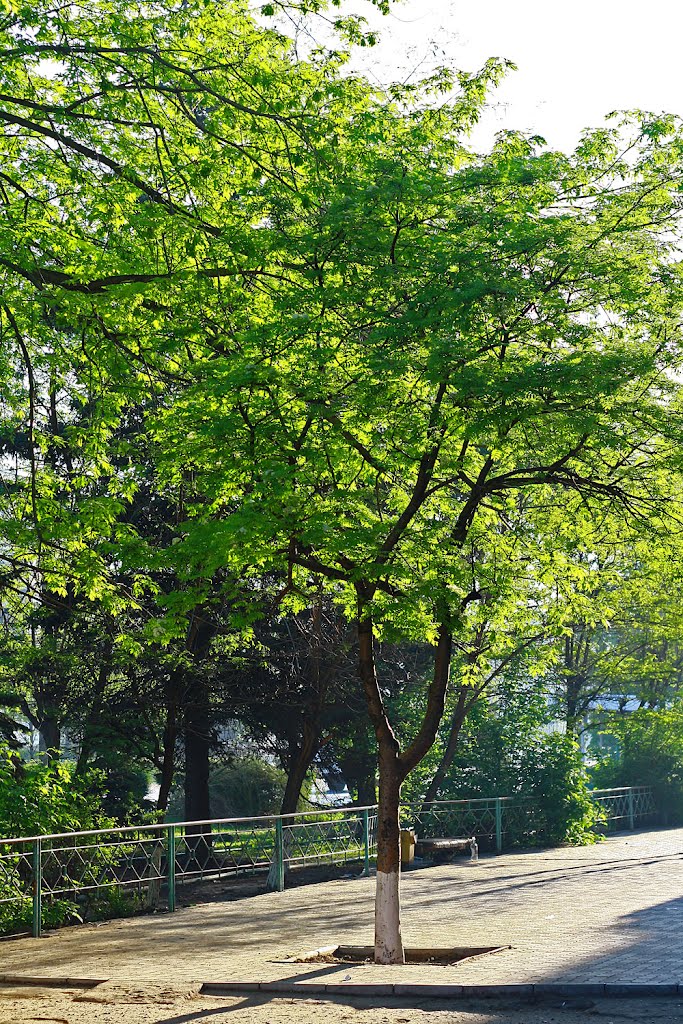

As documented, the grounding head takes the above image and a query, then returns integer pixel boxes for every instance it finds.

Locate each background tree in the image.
[538,511,683,733]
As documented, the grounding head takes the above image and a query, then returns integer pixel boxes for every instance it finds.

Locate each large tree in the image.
[150,118,683,962]
[155,122,683,961]
[3,0,683,964]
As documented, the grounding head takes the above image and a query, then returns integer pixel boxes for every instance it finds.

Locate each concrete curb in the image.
[200,980,683,1000]
[0,974,105,989]
[0,974,680,1001]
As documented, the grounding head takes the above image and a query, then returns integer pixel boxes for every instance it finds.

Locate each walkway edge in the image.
[201,980,683,1000]
[0,973,105,989]
[0,974,680,1001]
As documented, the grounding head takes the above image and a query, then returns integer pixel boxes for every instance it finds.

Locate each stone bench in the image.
[415,836,477,864]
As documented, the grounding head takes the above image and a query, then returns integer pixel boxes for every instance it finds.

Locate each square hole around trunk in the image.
[291,944,509,965]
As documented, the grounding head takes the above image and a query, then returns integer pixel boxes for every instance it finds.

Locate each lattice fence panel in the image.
[286,813,366,867]
[175,819,276,883]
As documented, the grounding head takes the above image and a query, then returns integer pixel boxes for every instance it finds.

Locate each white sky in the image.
[349,0,683,152]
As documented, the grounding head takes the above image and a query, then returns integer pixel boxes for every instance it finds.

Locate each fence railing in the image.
[401,795,528,853]
[0,786,655,939]
[588,786,657,831]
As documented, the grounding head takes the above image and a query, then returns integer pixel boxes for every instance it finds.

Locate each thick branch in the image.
[357,598,400,757]
[0,109,221,235]
[399,623,452,776]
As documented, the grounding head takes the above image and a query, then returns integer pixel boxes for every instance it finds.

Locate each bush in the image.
[590,706,683,823]
[0,745,115,934]
[0,750,113,838]
[518,733,601,845]
[416,714,600,846]
[167,757,289,821]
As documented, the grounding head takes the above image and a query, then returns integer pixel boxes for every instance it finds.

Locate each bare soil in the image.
[2,984,683,1024]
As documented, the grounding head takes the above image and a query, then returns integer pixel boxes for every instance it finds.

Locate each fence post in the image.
[167,826,176,912]
[31,838,42,938]
[495,798,503,854]
[275,818,285,892]
[362,808,370,876]
[628,789,635,830]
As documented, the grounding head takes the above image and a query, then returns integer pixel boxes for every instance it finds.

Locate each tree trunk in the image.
[184,673,211,823]
[278,593,326,817]
[342,746,377,806]
[38,717,61,763]
[357,604,406,964]
[74,661,112,775]
[184,673,212,868]
[356,768,377,807]
[565,675,583,735]
[564,630,589,736]
[374,744,404,964]
[182,608,216,868]
[422,636,540,808]
[265,721,320,892]
[357,594,453,964]
[157,714,178,815]
[280,719,319,816]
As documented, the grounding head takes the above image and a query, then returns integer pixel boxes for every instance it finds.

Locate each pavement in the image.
[1,827,682,992]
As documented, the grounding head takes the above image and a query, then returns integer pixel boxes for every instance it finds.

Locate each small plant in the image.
[82,885,146,922]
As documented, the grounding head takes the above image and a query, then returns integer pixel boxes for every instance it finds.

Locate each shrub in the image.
[518,733,601,845]
[0,750,112,837]
[167,757,289,821]
[418,716,600,846]
[590,706,683,823]
[0,745,115,934]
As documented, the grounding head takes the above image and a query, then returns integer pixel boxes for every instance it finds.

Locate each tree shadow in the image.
[156,994,260,1023]
[536,893,683,984]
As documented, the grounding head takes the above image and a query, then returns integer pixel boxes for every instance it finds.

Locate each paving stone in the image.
[1,827,682,988]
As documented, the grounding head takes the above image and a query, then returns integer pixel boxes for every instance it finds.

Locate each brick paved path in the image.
[2,827,682,988]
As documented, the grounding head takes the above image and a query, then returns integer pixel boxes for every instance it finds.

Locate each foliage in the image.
[410,698,600,845]
[0,744,115,933]
[167,758,292,820]
[84,886,146,924]
[2,0,683,956]
[591,707,683,823]
[537,514,683,732]
[89,757,155,823]
[0,750,112,838]
[522,734,601,845]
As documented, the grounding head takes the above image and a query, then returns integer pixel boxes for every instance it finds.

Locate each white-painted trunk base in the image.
[374,869,405,964]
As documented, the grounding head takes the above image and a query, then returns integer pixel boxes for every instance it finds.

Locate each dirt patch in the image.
[2,987,683,1024]
[73,981,202,1004]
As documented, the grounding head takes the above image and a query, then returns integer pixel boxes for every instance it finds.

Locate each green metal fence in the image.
[0,786,655,938]
[588,785,657,831]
